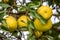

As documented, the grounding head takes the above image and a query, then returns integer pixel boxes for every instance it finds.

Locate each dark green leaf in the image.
[53,22,60,31]
[21,20,26,23]
[48,0,53,6]
[54,0,60,5]
[12,31,18,36]
[57,11,60,16]
[8,0,14,5]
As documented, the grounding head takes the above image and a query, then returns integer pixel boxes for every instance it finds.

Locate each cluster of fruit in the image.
[34,6,52,37]
[1,6,52,38]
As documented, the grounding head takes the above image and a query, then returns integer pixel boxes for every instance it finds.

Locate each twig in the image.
[13,0,16,7]
[16,27,22,40]
[53,0,55,4]
[52,14,59,16]
[52,14,60,20]
[23,0,26,4]
[18,0,23,6]
[40,0,42,6]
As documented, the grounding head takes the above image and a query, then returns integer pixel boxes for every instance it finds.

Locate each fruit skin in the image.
[5,16,17,32]
[3,0,9,3]
[35,31,42,38]
[37,6,52,19]
[17,15,30,28]
[34,18,52,32]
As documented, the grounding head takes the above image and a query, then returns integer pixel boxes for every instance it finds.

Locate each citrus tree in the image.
[0,0,60,40]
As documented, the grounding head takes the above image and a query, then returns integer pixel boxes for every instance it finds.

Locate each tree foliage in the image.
[0,0,60,40]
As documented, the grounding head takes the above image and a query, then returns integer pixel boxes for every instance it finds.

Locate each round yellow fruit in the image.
[37,6,52,19]
[17,15,30,28]
[5,16,17,32]
[34,18,52,32]
[3,0,9,3]
[35,31,42,38]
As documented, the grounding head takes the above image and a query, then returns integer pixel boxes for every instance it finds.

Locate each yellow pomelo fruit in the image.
[17,15,30,28]
[34,18,52,32]
[35,31,42,38]
[5,16,17,32]
[37,6,52,19]
[3,0,9,3]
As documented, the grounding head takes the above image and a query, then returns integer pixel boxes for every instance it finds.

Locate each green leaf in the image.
[4,38,10,40]
[29,10,47,24]
[44,29,60,40]
[29,11,36,18]
[20,27,28,31]
[28,20,34,29]
[21,20,26,23]
[34,11,47,24]
[48,0,60,6]
[0,34,6,38]
[26,2,40,9]
[0,3,10,8]
[0,33,10,40]
[57,11,60,16]
[27,2,36,8]
[27,35,36,40]
[54,0,60,5]
[48,0,53,6]
[19,6,26,12]
[41,35,55,40]
[1,20,9,31]
[31,0,40,2]
[0,11,4,13]
[53,22,60,30]
[12,31,18,36]
[0,11,5,22]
